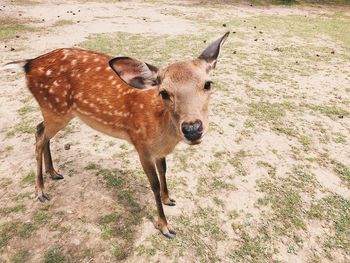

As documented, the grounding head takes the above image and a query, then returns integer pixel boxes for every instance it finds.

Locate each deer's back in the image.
[25,48,165,143]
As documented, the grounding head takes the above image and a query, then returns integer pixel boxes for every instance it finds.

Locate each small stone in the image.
[10,47,15,51]
[331,51,335,54]
[222,23,226,27]
[254,38,258,41]
[338,115,344,119]
[64,143,71,150]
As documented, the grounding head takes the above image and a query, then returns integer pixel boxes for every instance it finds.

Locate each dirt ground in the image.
[0,0,350,262]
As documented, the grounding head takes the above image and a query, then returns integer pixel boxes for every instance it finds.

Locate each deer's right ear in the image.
[109,57,159,89]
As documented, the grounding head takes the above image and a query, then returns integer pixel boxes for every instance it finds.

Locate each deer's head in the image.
[110,32,229,145]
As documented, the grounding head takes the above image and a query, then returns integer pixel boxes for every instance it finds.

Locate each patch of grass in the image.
[52,20,75,27]
[333,162,350,187]
[308,195,350,254]
[43,246,68,263]
[21,170,35,185]
[87,164,146,258]
[257,166,317,236]
[308,104,349,119]
[298,134,312,149]
[228,150,247,176]
[248,102,292,124]
[0,204,26,215]
[80,31,214,67]
[18,223,36,238]
[17,105,36,117]
[145,207,227,262]
[229,228,274,262]
[33,207,50,225]
[0,18,34,41]
[0,222,19,249]
[14,119,36,134]
[11,250,29,263]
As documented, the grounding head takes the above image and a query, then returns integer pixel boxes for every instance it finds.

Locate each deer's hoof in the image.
[37,193,50,202]
[51,174,64,180]
[156,222,176,239]
[163,198,176,206]
[163,228,176,239]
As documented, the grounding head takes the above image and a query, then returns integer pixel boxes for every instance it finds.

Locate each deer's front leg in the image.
[140,155,176,239]
[156,158,176,206]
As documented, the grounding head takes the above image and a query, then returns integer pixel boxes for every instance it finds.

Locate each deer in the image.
[2,32,229,238]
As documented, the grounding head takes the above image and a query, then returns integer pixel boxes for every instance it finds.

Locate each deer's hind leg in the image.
[37,122,64,180]
[35,112,72,202]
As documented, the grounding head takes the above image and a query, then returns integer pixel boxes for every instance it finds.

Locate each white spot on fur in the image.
[139,104,144,109]
[82,57,88,63]
[94,58,100,62]
[53,80,59,87]
[46,70,52,76]
[55,97,60,103]
[84,68,91,73]
[108,75,114,81]
[95,67,101,72]
[71,60,77,66]
[49,88,54,94]
[74,92,83,99]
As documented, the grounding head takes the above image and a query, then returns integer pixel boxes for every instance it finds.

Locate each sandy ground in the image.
[0,0,350,262]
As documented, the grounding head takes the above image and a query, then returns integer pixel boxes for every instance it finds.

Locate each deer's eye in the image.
[204,81,212,91]
[159,90,170,100]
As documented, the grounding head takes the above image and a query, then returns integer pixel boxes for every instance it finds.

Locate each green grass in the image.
[33,208,50,225]
[21,170,36,185]
[308,195,350,255]
[333,162,350,187]
[17,105,36,117]
[11,250,29,263]
[0,204,26,215]
[43,246,69,263]
[80,31,216,67]
[0,18,35,41]
[308,104,349,119]
[85,163,146,259]
[0,222,19,249]
[52,20,75,27]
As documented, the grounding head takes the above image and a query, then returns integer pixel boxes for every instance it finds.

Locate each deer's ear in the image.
[109,57,159,89]
[199,32,230,71]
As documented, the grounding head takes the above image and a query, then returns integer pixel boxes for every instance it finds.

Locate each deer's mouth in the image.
[183,137,203,145]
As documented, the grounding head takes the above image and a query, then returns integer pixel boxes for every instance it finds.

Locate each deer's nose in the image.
[181,120,203,141]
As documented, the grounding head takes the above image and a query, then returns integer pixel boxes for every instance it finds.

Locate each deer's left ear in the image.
[109,57,159,89]
[199,32,230,71]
